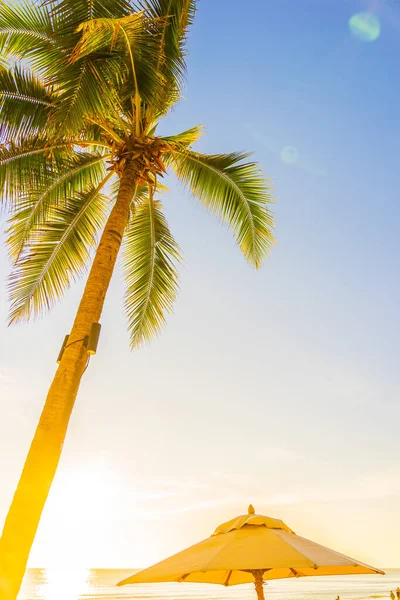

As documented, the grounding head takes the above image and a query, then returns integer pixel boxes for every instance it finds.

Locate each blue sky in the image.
[0,0,399,569]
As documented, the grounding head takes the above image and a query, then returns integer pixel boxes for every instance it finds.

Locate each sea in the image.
[18,568,400,600]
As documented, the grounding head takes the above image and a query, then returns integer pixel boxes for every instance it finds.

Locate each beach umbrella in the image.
[118,505,384,600]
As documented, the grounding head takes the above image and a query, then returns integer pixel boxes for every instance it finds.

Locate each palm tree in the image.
[0,0,274,597]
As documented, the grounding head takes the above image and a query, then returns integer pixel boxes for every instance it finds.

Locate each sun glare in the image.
[39,567,90,600]
[34,464,118,567]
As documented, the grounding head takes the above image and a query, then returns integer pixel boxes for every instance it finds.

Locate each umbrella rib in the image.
[290,568,300,578]
[272,530,332,573]
[223,570,233,586]
[279,531,382,574]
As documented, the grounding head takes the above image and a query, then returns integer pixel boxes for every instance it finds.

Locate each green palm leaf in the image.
[0,139,73,207]
[136,0,196,115]
[0,138,111,206]
[171,149,275,268]
[8,175,113,322]
[73,14,147,58]
[7,152,110,260]
[50,58,120,135]
[37,4,135,135]
[0,0,57,72]
[123,191,181,347]
[48,0,134,30]
[0,65,53,140]
[72,13,165,122]
[161,124,203,149]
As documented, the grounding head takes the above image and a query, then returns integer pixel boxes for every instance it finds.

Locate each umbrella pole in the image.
[253,570,265,600]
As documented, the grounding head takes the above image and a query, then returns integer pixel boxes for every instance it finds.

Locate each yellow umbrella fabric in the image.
[118,505,384,599]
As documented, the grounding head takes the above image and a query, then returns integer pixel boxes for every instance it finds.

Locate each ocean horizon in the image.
[19,568,400,600]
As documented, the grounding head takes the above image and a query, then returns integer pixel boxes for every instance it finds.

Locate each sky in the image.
[1,0,400,571]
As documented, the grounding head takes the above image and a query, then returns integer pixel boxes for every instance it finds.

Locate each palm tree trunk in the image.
[0,161,137,600]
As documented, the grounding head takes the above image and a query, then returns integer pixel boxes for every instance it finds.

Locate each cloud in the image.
[135,498,233,518]
[123,462,400,522]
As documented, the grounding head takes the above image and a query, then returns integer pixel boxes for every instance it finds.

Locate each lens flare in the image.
[280,146,298,164]
[348,13,381,42]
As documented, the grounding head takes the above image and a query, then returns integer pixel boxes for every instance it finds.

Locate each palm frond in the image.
[72,13,165,124]
[0,0,57,71]
[0,65,53,140]
[46,0,134,31]
[0,137,112,207]
[8,175,112,323]
[0,138,73,207]
[48,58,121,135]
[123,190,181,347]
[73,14,146,59]
[161,123,203,149]
[7,152,110,260]
[171,149,275,268]
[24,3,135,136]
[136,0,196,115]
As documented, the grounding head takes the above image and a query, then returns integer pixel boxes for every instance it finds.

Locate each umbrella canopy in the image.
[118,505,384,599]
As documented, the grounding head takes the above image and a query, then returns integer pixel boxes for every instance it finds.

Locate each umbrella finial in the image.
[248,504,255,514]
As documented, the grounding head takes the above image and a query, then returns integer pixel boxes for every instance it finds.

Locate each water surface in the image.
[19,568,399,600]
